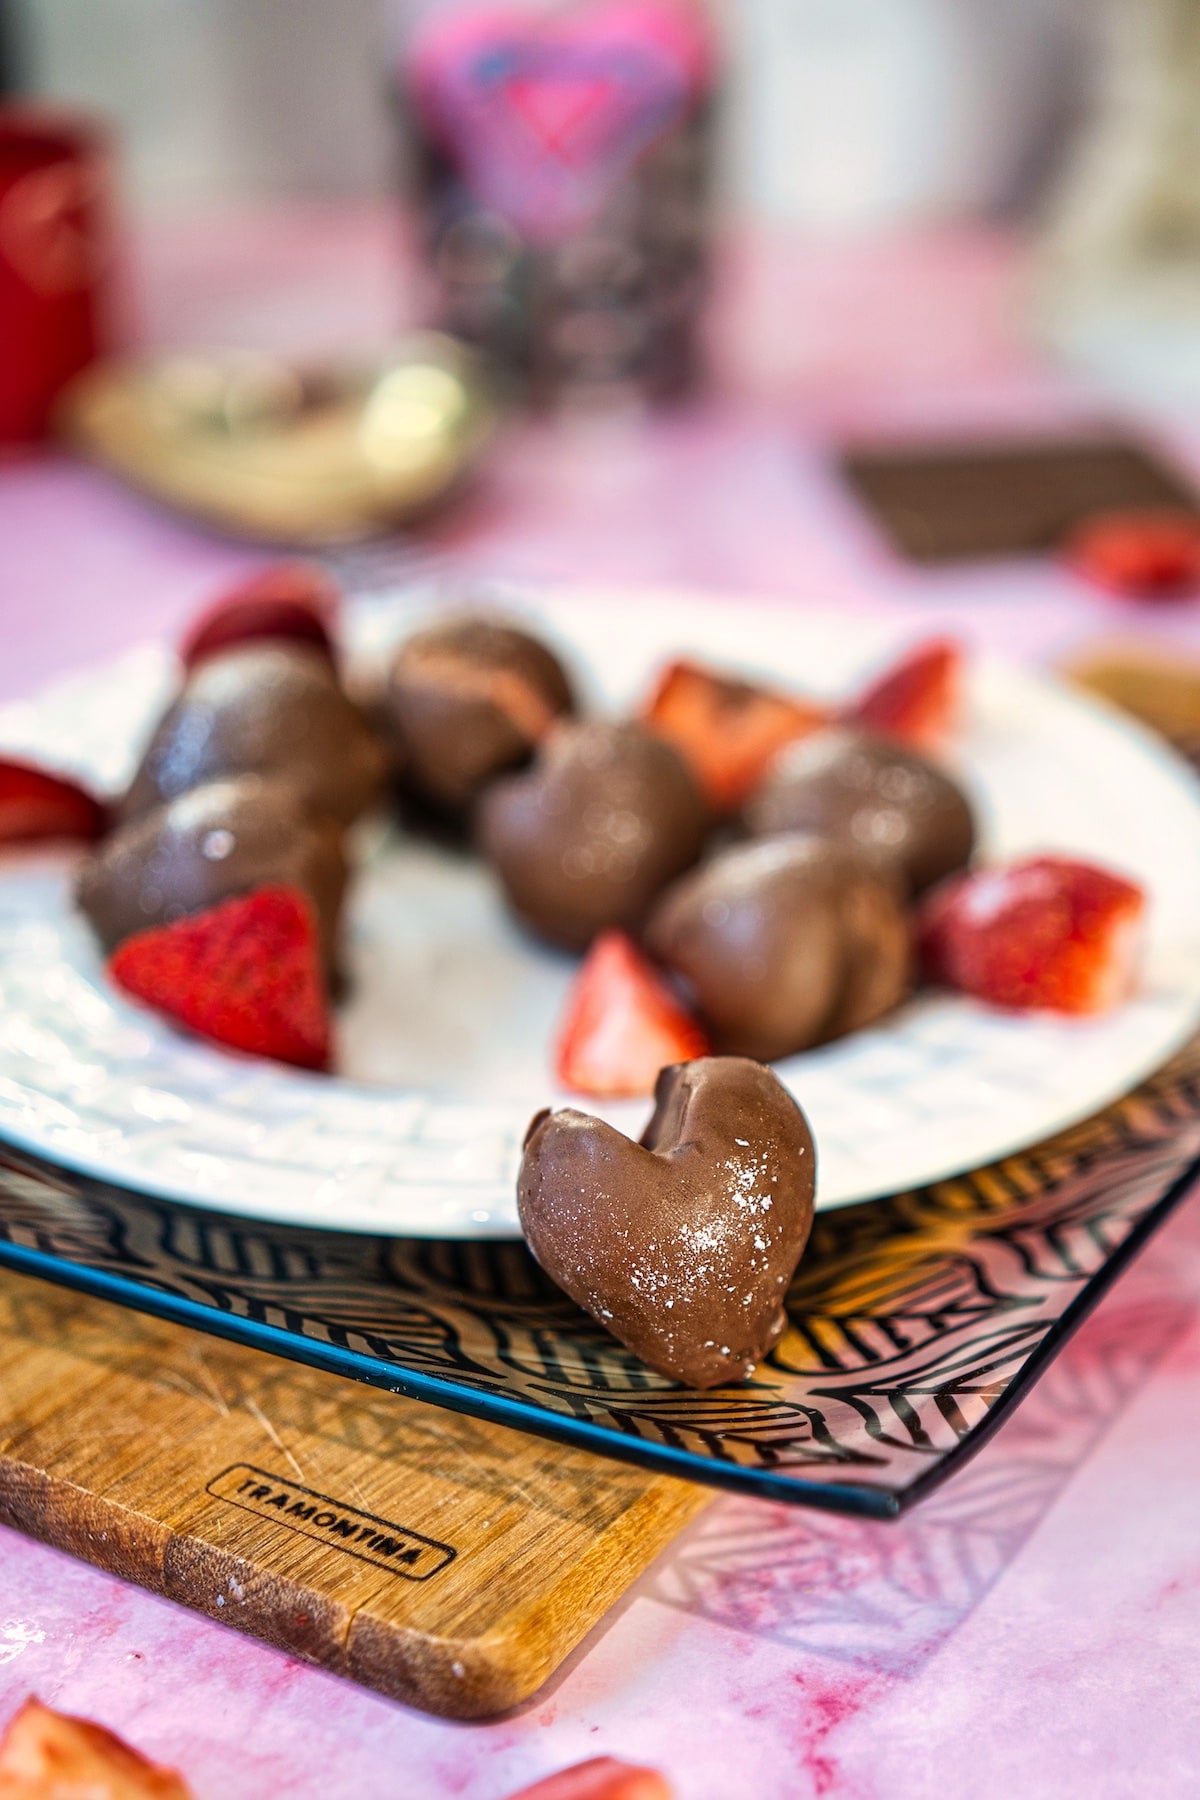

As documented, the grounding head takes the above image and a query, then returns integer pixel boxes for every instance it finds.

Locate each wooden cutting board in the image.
[0,1267,709,1720]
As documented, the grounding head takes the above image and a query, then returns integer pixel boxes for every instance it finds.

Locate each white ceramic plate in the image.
[0,586,1198,1237]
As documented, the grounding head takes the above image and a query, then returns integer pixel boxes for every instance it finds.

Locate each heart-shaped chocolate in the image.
[518,1057,816,1388]
[408,1,713,241]
[645,834,912,1061]
[742,727,976,898]
[477,718,709,951]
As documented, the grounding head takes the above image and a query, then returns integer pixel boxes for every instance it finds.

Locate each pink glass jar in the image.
[396,0,719,406]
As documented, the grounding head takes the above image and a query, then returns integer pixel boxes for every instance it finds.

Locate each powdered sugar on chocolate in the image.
[517,1057,816,1388]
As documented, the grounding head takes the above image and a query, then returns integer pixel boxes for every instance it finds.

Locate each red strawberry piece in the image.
[180,563,340,671]
[109,885,332,1070]
[845,638,963,753]
[0,1697,193,1799]
[505,1757,673,1800]
[917,855,1146,1015]
[0,758,108,843]
[1063,508,1200,602]
[555,930,710,1099]
[641,658,828,812]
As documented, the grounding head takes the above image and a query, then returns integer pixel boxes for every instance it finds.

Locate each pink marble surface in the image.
[1,210,1200,1798]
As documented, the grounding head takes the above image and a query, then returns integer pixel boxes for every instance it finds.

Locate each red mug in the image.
[0,108,114,443]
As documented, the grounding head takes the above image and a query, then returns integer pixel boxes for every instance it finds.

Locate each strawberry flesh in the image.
[642,658,827,812]
[180,563,339,671]
[845,638,963,753]
[0,1696,193,1798]
[505,1756,673,1800]
[109,885,332,1069]
[0,758,108,843]
[1063,508,1200,602]
[555,930,710,1098]
[918,855,1146,1014]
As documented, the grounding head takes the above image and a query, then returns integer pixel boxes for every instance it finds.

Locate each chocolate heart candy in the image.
[384,615,575,813]
[119,642,388,829]
[477,719,709,951]
[646,834,912,1061]
[743,727,975,897]
[518,1056,816,1387]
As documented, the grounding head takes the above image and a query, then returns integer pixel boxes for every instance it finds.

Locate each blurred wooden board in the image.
[0,1268,709,1720]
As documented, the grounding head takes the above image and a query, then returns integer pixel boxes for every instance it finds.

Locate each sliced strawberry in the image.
[555,930,710,1099]
[1063,508,1200,602]
[844,638,964,753]
[180,563,339,671]
[641,658,827,812]
[917,855,1146,1014]
[505,1756,673,1800]
[0,757,108,843]
[109,885,332,1070]
[0,1696,194,1798]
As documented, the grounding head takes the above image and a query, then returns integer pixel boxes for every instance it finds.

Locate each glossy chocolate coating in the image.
[743,727,975,897]
[477,720,709,951]
[78,775,348,974]
[119,642,388,829]
[519,1057,816,1388]
[646,834,911,1061]
[384,616,575,812]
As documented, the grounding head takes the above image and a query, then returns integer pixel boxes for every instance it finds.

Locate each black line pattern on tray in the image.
[0,1040,1197,1511]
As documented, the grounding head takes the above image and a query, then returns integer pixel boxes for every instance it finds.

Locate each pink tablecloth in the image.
[1,211,1199,1800]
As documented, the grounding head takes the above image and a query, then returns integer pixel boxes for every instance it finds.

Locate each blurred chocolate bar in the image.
[841,438,1200,563]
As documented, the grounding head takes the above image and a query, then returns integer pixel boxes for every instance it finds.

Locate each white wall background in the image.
[14,0,1091,224]
[16,0,395,210]
[729,0,1088,227]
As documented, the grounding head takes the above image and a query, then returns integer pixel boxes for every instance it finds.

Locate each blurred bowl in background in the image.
[57,331,495,543]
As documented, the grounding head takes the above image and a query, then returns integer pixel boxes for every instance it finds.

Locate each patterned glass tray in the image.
[0,1039,1197,1519]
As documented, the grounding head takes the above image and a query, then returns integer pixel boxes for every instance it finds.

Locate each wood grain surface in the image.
[0,1268,709,1719]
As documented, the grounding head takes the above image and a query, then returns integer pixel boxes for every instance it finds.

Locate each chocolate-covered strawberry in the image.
[477,720,709,951]
[119,642,387,828]
[78,775,347,976]
[646,834,911,1061]
[384,616,576,813]
[743,727,975,897]
[519,1057,816,1387]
